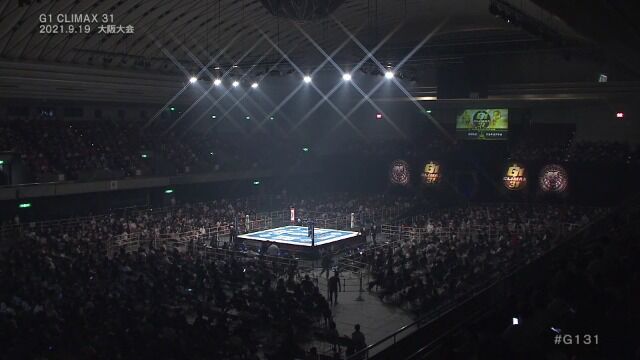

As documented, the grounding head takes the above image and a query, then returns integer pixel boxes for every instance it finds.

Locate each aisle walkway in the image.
[310,267,414,358]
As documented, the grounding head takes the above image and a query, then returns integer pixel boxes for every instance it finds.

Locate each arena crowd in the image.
[0,194,606,359]
[352,205,601,319]
[2,119,639,185]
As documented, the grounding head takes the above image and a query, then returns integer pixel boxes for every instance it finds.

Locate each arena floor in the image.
[238,225,359,247]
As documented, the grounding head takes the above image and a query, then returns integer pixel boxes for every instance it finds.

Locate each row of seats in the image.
[0,120,293,182]
[2,120,637,184]
[0,193,422,359]
[355,205,600,319]
[433,202,639,359]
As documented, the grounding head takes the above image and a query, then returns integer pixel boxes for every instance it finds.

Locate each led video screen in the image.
[456,109,509,140]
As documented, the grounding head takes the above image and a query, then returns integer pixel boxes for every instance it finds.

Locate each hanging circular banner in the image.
[390,160,411,186]
[421,161,442,185]
[539,164,569,193]
[503,162,527,190]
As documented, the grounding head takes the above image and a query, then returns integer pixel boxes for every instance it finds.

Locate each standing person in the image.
[360,225,368,244]
[308,219,314,238]
[351,324,367,359]
[267,242,279,257]
[306,347,319,360]
[228,224,235,246]
[327,321,340,352]
[328,271,341,305]
[301,274,314,295]
[308,219,315,247]
[320,252,332,278]
[370,222,378,246]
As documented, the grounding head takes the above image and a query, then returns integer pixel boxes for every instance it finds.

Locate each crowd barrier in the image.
[345,218,602,359]
[381,221,580,243]
[107,223,231,257]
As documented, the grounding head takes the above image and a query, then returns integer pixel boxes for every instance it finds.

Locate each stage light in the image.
[253,180,260,185]
[232,80,239,87]
[245,116,251,120]
[214,78,222,86]
[211,115,216,119]
[384,71,394,79]
[232,65,238,68]
[303,75,312,83]
[170,107,176,111]
[302,147,309,152]
[598,73,608,83]
[214,66,221,70]
[0,160,4,165]
[376,113,383,119]
[164,189,174,194]
[269,116,275,120]
[19,203,31,209]
[342,73,351,81]
[616,112,624,118]
[141,154,148,158]
[251,82,259,89]
[426,110,432,114]
[189,76,197,83]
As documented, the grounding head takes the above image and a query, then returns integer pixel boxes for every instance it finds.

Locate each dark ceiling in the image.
[0,0,554,73]
[1,0,637,104]
[529,0,640,76]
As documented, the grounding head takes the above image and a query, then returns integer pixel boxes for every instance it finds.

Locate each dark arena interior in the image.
[1,0,640,359]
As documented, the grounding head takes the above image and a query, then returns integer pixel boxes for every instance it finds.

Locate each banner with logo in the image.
[503,162,527,190]
[390,160,411,186]
[421,161,442,185]
[539,164,569,193]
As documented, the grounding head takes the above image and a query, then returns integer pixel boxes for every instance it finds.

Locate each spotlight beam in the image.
[288,21,402,135]
[257,25,365,130]
[177,40,272,137]
[295,20,406,138]
[182,30,273,122]
[312,86,366,138]
[251,86,297,131]
[199,41,302,136]
[182,41,278,138]
[230,43,307,134]
[343,79,407,138]
[162,32,267,136]
[144,30,245,130]
[143,39,191,129]
[335,18,500,193]
[243,68,302,135]
[204,36,305,130]
[175,32,267,128]
[295,20,401,80]
[258,29,364,137]
[177,50,271,138]
[329,21,408,136]
[207,42,300,133]
[333,16,456,143]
